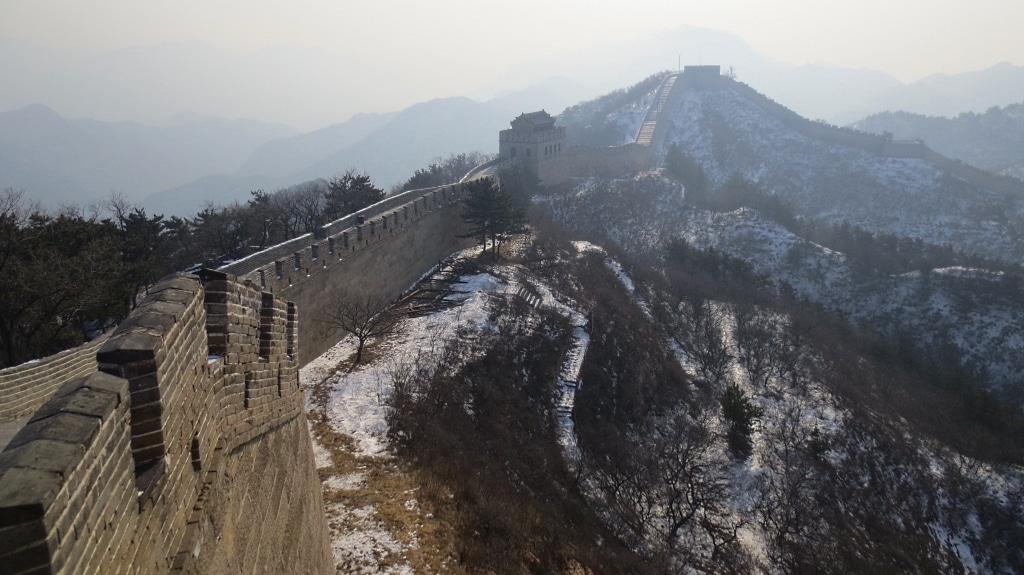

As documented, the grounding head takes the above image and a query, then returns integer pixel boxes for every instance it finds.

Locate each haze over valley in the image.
[3,10,1024,214]
[2,2,1024,574]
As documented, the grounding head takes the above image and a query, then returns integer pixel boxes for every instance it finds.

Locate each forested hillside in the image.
[550,75,1024,402]
[309,225,1024,573]
[853,103,1024,176]
[294,74,1024,571]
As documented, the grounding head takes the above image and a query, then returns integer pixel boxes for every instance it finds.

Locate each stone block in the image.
[143,287,197,308]
[119,307,179,333]
[148,275,200,296]
[0,467,63,526]
[0,537,56,574]
[205,303,229,316]
[130,400,163,424]
[130,430,165,451]
[130,386,161,408]
[6,412,102,451]
[130,417,162,437]
[108,358,158,381]
[0,440,85,479]
[132,443,165,467]
[126,372,159,395]
[29,387,119,423]
[97,331,163,364]
[196,269,232,284]
[78,371,129,403]
[0,519,47,558]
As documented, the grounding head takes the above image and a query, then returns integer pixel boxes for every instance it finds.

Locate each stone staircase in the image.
[635,74,678,146]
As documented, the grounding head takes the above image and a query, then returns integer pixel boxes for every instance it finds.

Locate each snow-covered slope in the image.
[302,237,1024,573]
[669,87,1024,262]
[597,83,1024,263]
[553,172,1024,395]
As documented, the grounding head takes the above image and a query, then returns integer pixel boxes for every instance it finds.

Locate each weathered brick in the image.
[97,331,163,364]
[6,413,101,451]
[0,468,63,526]
[29,387,119,423]
[0,440,84,480]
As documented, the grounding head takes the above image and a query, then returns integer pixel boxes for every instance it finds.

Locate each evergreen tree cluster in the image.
[0,170,386,367]
[0,191,169,366]
[459,178,527,260]
[395,152,492,193]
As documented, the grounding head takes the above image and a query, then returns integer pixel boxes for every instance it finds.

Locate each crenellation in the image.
[0,270,328,574]
[0,162,482,574]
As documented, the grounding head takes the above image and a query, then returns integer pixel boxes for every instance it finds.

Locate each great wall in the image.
[0,179,474,574]
[1,65,1012,574]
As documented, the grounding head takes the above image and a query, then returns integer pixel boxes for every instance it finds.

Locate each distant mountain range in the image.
[0,104,295,208]
[763,61,1024,125]
[3,25,1023,216]
[143,80,585,216]
[492,26,1024,125]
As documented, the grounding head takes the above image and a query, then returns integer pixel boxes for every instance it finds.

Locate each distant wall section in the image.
[539,144,652,185]
[219,183,474,365]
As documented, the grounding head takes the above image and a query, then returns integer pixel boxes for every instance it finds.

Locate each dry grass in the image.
[306,354,467,574]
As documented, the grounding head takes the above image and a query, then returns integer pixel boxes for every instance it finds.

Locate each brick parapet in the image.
[218,183,466,297]
[0,371,134,574]
[0,335,110,421]
[206,181,472,365]
[0,272,326,574]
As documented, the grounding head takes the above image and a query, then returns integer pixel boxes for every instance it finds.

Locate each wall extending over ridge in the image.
[219,182,474,365]
[0,273,331,574]
[0,173,479,575]
[534,72,687,186]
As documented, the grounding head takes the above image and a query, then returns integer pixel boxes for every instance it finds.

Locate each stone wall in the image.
[539,143,653,185]
[0,175,478,574]
[0,273,331,575]
[0,335,109,420]
[219,182,474,365]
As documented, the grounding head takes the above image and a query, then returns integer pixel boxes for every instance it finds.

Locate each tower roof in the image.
[510,110,556,132]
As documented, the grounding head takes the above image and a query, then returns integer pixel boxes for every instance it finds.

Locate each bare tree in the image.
[755,404,833,573]
[649,412,738,566]
[674,296,731,384]
[323,291,401,366]
[588,409,743,570]
[734,304,783,390]
[778,314,813,391]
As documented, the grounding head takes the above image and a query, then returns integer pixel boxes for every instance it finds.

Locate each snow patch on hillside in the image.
[301,247,596,572]
[662,86,1024,263]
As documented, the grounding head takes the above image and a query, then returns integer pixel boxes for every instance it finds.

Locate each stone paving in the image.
[0,416,28,452]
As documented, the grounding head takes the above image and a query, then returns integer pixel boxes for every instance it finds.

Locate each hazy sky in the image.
[2,0,1022,128]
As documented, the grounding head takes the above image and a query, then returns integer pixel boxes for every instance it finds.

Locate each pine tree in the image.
[459,178,526,260]
[325,170,385,221]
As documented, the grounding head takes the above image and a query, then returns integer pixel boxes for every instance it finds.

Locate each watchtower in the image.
[682,65,723,87]
[498,110,566,174]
